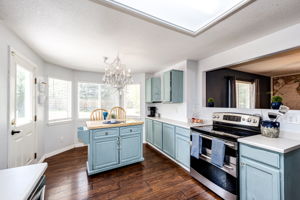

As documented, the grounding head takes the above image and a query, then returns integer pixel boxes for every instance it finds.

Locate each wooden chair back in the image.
[109,106,126,120]
[90,109,109,121]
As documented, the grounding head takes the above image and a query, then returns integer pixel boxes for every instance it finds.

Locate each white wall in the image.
[148,60,198,123]
[0,22,45,169]
[196,23,300,134]
[43,63,75,154]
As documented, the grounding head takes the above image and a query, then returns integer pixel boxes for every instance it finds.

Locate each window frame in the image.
[47,77,73,124]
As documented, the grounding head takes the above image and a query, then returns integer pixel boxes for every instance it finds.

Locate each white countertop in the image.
[145,116,212,129]
[238,132,300,153]
[0,163,48,200]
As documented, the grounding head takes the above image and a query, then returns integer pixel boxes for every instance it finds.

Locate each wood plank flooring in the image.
[44,144,222,200]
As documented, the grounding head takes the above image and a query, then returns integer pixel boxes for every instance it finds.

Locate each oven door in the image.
[190,132,238,200]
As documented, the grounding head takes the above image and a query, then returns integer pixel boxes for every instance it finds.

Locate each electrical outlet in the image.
[287,114,300,124]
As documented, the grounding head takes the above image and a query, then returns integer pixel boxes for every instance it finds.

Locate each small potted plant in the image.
[271,96,283,109]
[207,98,215,107]
[110,113,117,123]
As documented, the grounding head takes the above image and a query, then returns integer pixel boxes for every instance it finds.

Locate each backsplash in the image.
[193,107,300,134]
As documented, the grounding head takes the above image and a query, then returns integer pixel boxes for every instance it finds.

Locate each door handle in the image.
[11,130,21,135]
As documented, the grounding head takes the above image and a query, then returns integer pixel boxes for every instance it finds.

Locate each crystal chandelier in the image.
[102,55,133,91]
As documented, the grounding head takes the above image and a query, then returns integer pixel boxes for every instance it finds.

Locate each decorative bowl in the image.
[261,120,280,138]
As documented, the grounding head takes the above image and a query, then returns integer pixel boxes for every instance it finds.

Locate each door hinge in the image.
[34,78,37,84]
[34,115,37,122]
[34,153,37,159]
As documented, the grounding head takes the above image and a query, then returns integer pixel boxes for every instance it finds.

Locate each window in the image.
[124,84,140,116]
[78,83,101,119]
[103,0,250,35]
[48,78,72,122]
[236,80,255,109]
[78,82,119,118]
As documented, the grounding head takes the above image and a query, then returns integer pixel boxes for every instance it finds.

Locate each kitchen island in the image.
[78,119,144,175]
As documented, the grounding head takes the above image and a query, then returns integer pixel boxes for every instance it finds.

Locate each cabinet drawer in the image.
[93,128,119,139]
[120,125,142,136]
[175,126,190,138]
[240,144,280,168]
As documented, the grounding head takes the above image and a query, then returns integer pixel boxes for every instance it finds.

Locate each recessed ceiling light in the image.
[97,0,253,36]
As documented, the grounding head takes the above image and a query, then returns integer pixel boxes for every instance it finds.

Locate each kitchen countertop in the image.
[145,116,212,129]
[86,119,144,130]
[238,132,300,153]
[0,163,48,200]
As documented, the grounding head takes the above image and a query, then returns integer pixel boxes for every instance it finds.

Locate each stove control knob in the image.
[242,118,245,121]
[247,118,252,122]
[213,115,216,119]
[253,119,257,123]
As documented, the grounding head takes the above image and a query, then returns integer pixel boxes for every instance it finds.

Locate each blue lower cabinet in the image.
[240,157,280,200]
[175,134,190,168]
[120,134,142,163]
[93,137,119,169]
[240,143,300,200]
[146,119,153,144]
[153,121,163,149]
[162,123,175,157]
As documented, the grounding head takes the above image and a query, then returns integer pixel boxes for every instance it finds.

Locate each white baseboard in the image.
[38,143,85,163]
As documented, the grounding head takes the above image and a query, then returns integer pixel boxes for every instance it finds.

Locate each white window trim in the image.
[47,77,73,124]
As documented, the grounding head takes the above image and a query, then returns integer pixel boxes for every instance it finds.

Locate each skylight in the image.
[101,0,252,35]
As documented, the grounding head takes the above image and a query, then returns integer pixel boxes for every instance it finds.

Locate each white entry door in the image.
[9,50,37,168]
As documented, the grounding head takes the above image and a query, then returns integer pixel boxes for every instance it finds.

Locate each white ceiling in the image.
[0,0,300,73]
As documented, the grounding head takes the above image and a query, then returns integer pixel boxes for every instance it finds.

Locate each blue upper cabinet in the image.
[162,123,175,157]
[146,77,161,103]
[163,70,183,103]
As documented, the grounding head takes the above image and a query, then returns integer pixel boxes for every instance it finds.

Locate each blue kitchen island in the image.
[78,120,144,175]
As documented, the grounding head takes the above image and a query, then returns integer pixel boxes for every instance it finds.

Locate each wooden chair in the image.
[109,106,126,120]
[90,109,109,121]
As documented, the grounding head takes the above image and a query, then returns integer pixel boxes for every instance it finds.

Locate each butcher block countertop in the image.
[86,119,144,130]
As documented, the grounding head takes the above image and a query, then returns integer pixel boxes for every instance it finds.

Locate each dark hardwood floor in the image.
[44,144,222,200]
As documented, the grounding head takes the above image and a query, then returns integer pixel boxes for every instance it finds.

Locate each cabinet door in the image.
[163,71,171,102]
[145,78,152,103]
[151,77,161,102]
[240,157,280,200]
[175,134,190,167]
[153,121,163,149]
[93,137,119,169]
[163,123,175,157]
[146,119,153,144]
[171,70,183,103]
[120,134,141,163]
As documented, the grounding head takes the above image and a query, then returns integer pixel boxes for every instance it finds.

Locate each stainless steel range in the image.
[190,112,261,200]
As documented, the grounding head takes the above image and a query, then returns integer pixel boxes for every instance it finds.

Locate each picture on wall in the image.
[272,74,300,110]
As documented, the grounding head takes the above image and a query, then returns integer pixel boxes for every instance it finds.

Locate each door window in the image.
[16,64,33,126]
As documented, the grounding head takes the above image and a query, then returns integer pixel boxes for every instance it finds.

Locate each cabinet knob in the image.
[130,129,132,132]
[105,132,108,135]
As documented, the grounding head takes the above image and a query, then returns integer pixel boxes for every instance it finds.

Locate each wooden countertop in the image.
[86,119,144,130]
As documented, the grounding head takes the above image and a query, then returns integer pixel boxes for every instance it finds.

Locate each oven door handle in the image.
[196,133,236,149]
[200,154,235,170]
